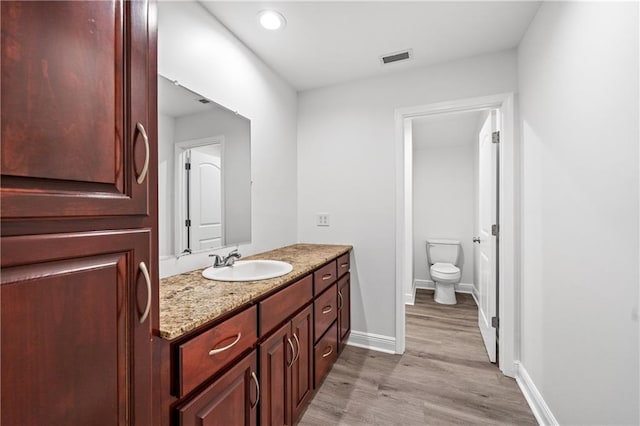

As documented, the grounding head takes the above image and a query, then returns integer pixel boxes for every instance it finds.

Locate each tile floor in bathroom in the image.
[298,289,537,425]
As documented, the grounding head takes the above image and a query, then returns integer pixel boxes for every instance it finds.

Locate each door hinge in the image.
[185,162,191,170]
[185,219,191,227]
[491,316,499,328]
[491,224,499,236]
[492,131,500,144]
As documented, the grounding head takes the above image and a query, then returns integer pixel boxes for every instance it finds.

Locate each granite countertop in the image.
[159,243,352,340]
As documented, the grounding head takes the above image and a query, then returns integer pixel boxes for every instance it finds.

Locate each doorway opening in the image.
[394,93,517,377]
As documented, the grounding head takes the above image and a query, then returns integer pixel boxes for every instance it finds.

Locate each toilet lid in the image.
[431,263,459,274]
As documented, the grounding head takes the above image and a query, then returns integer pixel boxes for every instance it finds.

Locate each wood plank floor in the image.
[298,289,537,425]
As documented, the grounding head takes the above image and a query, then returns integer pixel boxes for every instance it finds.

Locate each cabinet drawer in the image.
[313,260,337,294]
[314,322,338,387]
[260,275,313,336]
[178,305,257,397]
[337,252,350,278]
[176,350,258,426]
[314,284,337,342]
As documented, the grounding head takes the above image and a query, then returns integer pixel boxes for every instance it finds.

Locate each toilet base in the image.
[434,282,457,305]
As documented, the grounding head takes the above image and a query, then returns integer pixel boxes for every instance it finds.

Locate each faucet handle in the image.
[209,253,224,267]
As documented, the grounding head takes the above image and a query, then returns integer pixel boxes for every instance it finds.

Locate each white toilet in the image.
[426,239,462,305]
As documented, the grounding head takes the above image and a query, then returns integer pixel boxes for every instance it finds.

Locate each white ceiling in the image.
[158,75,223,117]
[412,110,484,149]
[201,1,541,91]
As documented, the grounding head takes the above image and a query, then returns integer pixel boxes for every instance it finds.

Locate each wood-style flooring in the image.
[298,289,537,425]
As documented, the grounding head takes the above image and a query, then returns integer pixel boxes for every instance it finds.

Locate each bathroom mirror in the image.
[158,75,251,258]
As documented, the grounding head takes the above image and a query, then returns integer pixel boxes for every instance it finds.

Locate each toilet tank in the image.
[426,239,461,266]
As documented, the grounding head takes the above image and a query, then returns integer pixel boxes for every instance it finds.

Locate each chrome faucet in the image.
[209,249,242,268]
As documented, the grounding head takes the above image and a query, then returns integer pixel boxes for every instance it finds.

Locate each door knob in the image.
[473,237,481,243]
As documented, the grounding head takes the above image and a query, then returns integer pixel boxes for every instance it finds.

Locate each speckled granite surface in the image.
[159,243,352,340]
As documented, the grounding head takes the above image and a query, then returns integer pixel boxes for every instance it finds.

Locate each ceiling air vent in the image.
[380,49,413,65]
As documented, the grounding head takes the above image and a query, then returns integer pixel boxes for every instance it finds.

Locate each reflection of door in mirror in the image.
[177,140,224,253]
[158,74,252,260]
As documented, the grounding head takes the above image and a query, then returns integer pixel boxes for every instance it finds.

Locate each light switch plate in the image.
[316,213,330,227]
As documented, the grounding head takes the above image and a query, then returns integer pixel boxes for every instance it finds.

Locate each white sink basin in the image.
[202,260,293,282]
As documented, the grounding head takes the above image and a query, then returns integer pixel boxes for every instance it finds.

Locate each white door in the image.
[476,110,498,362]
[190,146,223,251]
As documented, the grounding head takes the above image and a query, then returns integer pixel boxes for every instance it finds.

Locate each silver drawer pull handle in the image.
[287,337,296,368]
[208,333,242,356]
[340,263,348,268]
[138,262,151,324]
[322,345,333,358]
[135,122,150,184]
[292,333,301,364]
[322,274,332,281]
[338,291,344,310]
[322,305,333,314]
[250,372,260,409]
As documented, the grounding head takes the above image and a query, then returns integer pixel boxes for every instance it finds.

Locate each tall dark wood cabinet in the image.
[1,1,158,425]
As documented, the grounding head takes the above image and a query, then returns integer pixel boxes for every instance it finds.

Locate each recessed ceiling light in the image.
[258,10,286,31]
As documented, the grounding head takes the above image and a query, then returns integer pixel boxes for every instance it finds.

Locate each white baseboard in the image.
[404,292,416,305]
[515,362,559,426]
[471,286,480,306]
[414,279,476,295]
[346,331,397,354]
[405,280,417,305]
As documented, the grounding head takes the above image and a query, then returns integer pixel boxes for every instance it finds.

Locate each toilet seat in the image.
[430,263,461,282]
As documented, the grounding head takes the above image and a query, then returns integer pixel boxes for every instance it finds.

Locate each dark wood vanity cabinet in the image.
[259,304,314,426]
[1,1,158,425]
[1,230,153,425]
[165,255,351,426]
[260,321,294,425]
[337,253,351,351]
[290,306,314,421]
[1,0,153,221]
[338,273,351,351]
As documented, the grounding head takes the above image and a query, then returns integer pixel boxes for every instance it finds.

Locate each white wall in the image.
[518,2,639,424]
[298,50,518,340]
[412,114,478,287]
[158,1,298,278]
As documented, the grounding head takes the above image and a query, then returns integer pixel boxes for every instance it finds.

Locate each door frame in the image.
[394,93,518,377]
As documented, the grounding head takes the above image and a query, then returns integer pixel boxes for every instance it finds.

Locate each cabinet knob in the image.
[135,122,150,184]
[208,333,242,356]
[292,333,301,364]
[286,337,296,368]
[322,345,333,358]
[138,262,151,324]
[250,372,260,409]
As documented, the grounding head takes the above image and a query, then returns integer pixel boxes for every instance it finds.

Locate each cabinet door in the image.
[291,304,314,422]
[1,0,151,219]
[338,273,351,350]
[1,229,152,425]
[177,350,258,426]
[260,322,293,426]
